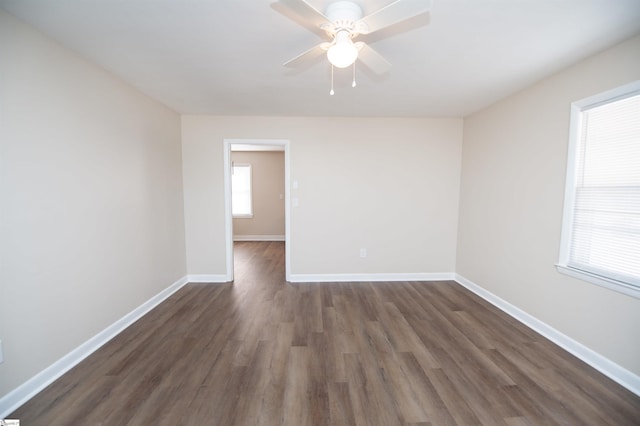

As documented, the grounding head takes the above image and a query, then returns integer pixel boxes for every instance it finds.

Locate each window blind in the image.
[568,93,640,287]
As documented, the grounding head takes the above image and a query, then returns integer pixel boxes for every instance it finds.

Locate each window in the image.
[232,163,253,218]
[558,81,640,299]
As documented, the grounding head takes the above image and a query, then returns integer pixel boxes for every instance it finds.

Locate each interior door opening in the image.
[223,139,291,282]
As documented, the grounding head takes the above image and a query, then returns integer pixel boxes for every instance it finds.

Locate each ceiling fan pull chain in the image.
[330,65,335,95]
[352,62,357,88]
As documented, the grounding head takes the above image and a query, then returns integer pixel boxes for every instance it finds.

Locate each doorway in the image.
[223,139,291,282]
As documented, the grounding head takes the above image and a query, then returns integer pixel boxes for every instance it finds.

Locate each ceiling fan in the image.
[278,0,432,76]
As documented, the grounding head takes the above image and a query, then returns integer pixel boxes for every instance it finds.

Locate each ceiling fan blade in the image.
[283,42,331,68]
[356,42,392,74]
[279,0,330,29]
[358,0,431,34]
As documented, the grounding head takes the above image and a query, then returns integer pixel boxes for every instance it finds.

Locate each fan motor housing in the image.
[325,1,363,24]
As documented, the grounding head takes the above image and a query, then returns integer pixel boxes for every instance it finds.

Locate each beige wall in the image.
[232,151,285,238]
[182,116,463,276]
[0,10,187,397]
[457,34,640,375]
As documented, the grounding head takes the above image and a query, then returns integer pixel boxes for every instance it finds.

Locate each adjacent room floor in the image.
[11,241,640,425]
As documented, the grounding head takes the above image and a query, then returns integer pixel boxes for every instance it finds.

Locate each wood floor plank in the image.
[282,346,314,425]
[427,367,484,425]
[343,352,401,426]
[9,241,640,425]
[232,340,276,426]
[399,352,458,425]
[327,381,357,426]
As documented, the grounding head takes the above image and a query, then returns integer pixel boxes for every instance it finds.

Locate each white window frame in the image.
[231,163,253,218]
[557,80,640,299]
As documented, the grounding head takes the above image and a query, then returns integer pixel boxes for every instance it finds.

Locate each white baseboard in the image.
[289,272,455,283]
[0,275,189,419]
[233,235,285,242]
[186,274,229,283]
[454,273,640,397]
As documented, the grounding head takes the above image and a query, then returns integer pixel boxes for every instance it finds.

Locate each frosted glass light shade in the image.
[327,31,358,68]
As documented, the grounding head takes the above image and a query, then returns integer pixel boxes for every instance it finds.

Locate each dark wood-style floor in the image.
[11,241,640,425]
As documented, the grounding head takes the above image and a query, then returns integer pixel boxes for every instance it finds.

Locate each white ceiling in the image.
[2,0,640,117]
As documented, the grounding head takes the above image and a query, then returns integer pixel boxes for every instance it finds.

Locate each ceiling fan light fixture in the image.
[280,0,429,75]
[327,30,358,68]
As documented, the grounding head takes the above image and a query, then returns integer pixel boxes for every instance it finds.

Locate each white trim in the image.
[573,79,640,110]
[0,275,190,418]
[454,274,640,397]
[233,234,285,242]
[224,139,291,282]
[557,101,581,267]
[232,144,284,152]
[223,139,234,282]
[186,274,230,283]
[556,265,640,299]
[289,272,455,283]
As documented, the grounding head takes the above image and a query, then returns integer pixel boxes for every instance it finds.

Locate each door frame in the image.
[223,138,291,282]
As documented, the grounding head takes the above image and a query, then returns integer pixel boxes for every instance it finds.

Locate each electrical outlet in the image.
[0,339,4,364]
[360,248,367,258]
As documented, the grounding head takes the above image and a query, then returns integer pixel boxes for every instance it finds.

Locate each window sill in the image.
[556,264,640,300]
[233,214,253,219]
